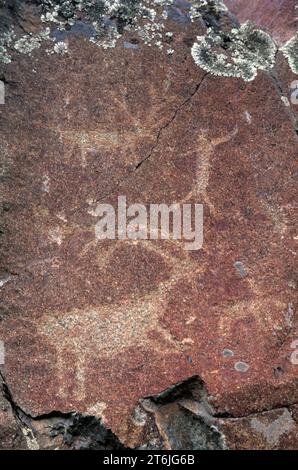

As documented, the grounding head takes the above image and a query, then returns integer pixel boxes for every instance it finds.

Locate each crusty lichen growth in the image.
[14,36,42,55]
[0,28,15,64]
[13,27,53,56]
[189,0,228,23]
[0,0,178,62]
[84,0,175,49]
[281,35,298,75]
[191,22,277,81]
[1,0,295,83]
[53,40,69,54]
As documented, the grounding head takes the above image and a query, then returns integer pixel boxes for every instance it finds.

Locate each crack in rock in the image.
[93,71,209,205]
[135,71,210,171]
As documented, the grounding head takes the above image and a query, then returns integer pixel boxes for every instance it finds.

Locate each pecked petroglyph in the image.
[182,127,239,215]
[58,128,152,168]
[18,238,203,401]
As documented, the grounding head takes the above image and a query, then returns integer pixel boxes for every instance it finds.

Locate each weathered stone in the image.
[219,408,298,450]
[0,380,27,449]
[225,0,298,44]
[0,0,297,449]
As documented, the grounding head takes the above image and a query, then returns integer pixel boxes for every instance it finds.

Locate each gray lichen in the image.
[1,0,297,85]
[53,40,69,54]
[189,0,228,25]
[0,28,15,64]
[0,0,177,62]
[14,36,41,54]
[190,1,298,81]
[191,22,277,81]
[281,35,298,75]
[13,27,53,55]
[86,0,174,49]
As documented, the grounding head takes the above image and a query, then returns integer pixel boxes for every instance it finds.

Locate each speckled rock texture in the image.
[0,0,297,450]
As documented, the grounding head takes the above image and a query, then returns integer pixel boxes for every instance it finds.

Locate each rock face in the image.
[225,0,298,44]
[0,0,297,450]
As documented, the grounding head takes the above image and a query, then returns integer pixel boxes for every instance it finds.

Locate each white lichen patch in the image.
[281,96,290,107]
[0,0,179,63]
[136,20,165,46]
[14,36,42,54]
[1,26,53,62]
[0,27,16,64]
[90,24,122,50]
[189,0,227,21]
[0,0,296,78]
[74,0,175,51]
[281,35,298,74]
[191,22,277,81]
[53,41,69,54]
[154,0,174,5]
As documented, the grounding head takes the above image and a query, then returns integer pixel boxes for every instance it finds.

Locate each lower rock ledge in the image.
[1,372,298,450]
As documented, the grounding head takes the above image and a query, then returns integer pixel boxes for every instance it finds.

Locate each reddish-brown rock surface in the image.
[225,0,298,44]
[0,0,297,450]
